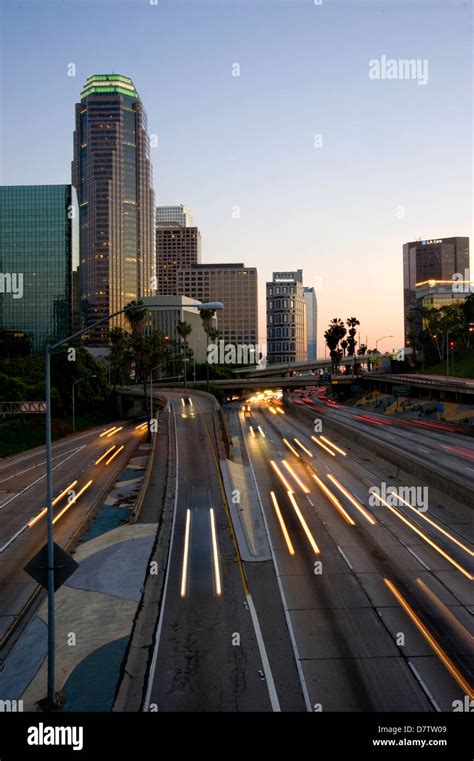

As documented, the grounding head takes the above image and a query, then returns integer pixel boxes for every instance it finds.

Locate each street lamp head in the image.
[197,301,224,311]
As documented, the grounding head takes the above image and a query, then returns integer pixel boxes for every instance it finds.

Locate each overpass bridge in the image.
[238,354,383,378]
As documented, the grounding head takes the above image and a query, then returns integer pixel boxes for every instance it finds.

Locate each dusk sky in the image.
[0,0,471,354]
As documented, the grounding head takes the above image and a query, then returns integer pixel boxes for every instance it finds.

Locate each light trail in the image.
[311,435,336,456]
[320,436,346,456]
[384,578,474,699]
[293,438,313,457]
[307,468,355,526]
[270,491,295,555]
[105,444,125,465]
[95,445,116,465]
[52,479,93,525]
[282,460,311,493]
[269,460,294,493]
[287,491,320,555]
[282,438,300,458]
[180,509,191,598]
[209,508,222,596]
[327,475,376,525]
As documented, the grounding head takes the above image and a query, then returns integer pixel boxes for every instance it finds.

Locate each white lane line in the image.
[0,524,29,554]
[406,546,431,571]
[0,428,108,472]
[246,594,280,712]
[239,410,312,712]
[306,496,315,507]
[385,434,395,440]
[143,401,180,712]
[417,447,430,454]
[337,546,354,570]
[408,661,441,712]
[0,446,86,485]
[0,446,87,511]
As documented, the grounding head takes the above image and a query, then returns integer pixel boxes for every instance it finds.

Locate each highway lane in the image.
[290,389,474,486]
[145,393,274,712]
[0,421,147,646]
[237,399,473,711]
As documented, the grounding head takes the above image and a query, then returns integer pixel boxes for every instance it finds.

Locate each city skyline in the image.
[1,0,471,355]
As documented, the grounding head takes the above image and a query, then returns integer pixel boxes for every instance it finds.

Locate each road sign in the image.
[24,542,79,592]
[320,374,331,384]
[393,386,410,397]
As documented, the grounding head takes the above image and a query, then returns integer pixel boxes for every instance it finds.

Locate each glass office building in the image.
[72,74,155,344]
[0,184,79,352]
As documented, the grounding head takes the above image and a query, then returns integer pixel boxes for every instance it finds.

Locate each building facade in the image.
[156,205,193,227]
[72,74,155,344]
[176,263,258,351]
[0,184,79,352]
[156,220,201,295]
[403,237,470,344]
[266,270,307,365]
[303,286,318,360]
[142,295,216,363]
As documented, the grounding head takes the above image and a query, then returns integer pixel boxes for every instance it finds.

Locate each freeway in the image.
[233,395,473,711]
[144,391,305,711]
[289,388,474,489]
[0,421,147,647]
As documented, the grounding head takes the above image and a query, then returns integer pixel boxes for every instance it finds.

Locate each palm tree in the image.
[199,308,216,390]
[124,300,151,436]
[177,321,192,388]
[324,318,346,374]
[346,316,360,375]
[340,339,348,357]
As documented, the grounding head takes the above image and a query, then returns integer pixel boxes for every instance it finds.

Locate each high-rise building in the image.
[156,218,201,295]
[0,184,79,352]
[176,263,258,349]
[403,237,469,344]
[266,270,307,365]
[72,74,155,343]
[142,295,216,363]
[156,205,193,227]
[303,286,318,360]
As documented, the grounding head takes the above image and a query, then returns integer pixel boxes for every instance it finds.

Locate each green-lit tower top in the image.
[81,74,138,100]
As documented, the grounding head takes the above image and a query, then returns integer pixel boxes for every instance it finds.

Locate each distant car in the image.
[244,404,252,417]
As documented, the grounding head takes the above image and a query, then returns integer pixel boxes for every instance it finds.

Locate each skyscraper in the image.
[176,263,258,349]
[72,74,155,343]
[0,185,79,352]
[403,237,469,344]
[303,286,318,360]
[156,213,201,295]
[156,205,193,227]
[266,270,307,365]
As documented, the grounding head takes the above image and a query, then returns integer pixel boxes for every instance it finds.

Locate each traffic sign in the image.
[320,374,331,384]
[24,542,79,592]
[393,386,410,397]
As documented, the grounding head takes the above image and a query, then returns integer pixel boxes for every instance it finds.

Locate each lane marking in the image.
[337,546,354,570]
[246,594,281,712]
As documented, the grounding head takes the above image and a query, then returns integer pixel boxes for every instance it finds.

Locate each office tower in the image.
[266,270,307,365]
[142,295,216,363]
[72,74,155,344]
[176,263,258,349]
[156,205,193,227]
[403,237,470,344]
[303,286,318,360]
[156,218,201,295]
[0,185,79,352]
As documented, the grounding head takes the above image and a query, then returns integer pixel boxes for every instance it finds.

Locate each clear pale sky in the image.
[0,0,471,355]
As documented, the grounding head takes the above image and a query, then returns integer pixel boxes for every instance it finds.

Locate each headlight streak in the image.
[282,460,310,493]
[100,426,118,437]
[269,460,294,493]
[311,435,336,456]
[391,493,473,558]
[209,508,222,597]
[106,426,123,438]
[320,436,346,456]
[258,426,266,438]
[287,491,320,555]
[52,479,93,525]
[27,480,79,528]
[307,467,355,526]
[249,426,256,437]
[376,494,473,580]
[105,444,125,465]
[282,438,300,458]
[415,577,474,647]
[180,508,191,598]
[327,474,376,525]
[293,438,313,457]
[384,578,474,699]
[95,445,116,465]
[270,491,295,555]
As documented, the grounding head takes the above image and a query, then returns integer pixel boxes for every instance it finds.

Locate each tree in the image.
[199,309,216,390]
[177,321,193,385]
[340,339,348,357]
[324,318,346,374]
